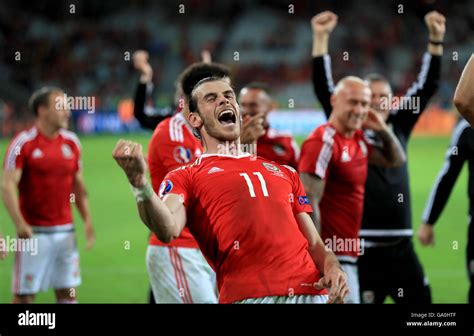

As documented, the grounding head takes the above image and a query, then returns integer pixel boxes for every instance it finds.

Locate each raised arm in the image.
[295,212,348,303]
[311,11,338,118]
[132,50,173,130]
[365,109,406,167]
[454,54,474,126]
[418,120,469,246]
[395,11,445,136]
[112,140,186,243]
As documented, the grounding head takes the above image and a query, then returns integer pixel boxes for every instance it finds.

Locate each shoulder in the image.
[303,124,336,147]
[7,127,38,152]
[59,129,81,150]
[151,114,190,145]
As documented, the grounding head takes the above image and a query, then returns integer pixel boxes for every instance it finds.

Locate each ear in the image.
[330,93,337,108]
[188,112,203,129]
[37,105,48,118]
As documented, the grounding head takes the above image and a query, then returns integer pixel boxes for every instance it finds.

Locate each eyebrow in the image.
[203,90,235,101]
[203,92,217,101]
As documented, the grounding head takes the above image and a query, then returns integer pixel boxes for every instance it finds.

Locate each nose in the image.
[218,95,230,106]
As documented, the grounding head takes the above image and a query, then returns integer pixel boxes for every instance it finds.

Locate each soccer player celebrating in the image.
[419,117,474,303]
[311,10,445,303]
[299,77,406,303]
[113,77,348,304]
[239,83,299,168]
[453,54,474,126]
[2,87,95,304]
[146,63,232,304]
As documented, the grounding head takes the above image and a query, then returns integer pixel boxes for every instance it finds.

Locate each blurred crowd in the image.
[0,0,473,136]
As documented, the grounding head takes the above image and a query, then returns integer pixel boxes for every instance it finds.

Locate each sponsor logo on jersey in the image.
[32,148,44,159]
[298,196,310,205]
[208,167,224,174]
[61,144,73,159]
[174,146,192,164]
[341,149,351,162]
[288,193,294,203]
[158,180,174,197]
[262,162,279,172]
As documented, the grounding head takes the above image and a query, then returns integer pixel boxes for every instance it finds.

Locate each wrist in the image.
[429,35,444,43]
[131,179,154,202]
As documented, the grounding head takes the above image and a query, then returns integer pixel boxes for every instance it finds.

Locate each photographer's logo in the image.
[0,236,38,256]
[18,310,55,329]
[55,94,95,114]
[324,236,365,255]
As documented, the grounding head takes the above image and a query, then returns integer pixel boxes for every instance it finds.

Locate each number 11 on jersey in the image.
[239,172,269,197]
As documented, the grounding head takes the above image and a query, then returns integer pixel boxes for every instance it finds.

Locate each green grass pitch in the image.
[0,134,470,303]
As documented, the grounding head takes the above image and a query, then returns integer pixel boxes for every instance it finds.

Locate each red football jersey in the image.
[159,154,327,303]
[298,123,372,257]
[257,127,299,169]
[3,127,81,227]
[148,113,203,248]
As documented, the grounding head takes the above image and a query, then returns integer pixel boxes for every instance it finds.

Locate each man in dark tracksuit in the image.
[310,10,446,303]
[419,118,474,303]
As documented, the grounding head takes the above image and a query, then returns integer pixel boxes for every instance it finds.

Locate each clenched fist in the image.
[311,11,338,36]
[425,11,446,42]
[112,140,147,188]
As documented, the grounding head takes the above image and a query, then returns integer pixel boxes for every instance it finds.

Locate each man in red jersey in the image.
[113,77,348,304]
[2,87,95,303]
[299,77,405,303]
[239,82,299,168]
[146,63,236,303]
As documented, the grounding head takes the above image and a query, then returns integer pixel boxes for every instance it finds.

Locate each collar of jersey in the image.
[200,153,252,159]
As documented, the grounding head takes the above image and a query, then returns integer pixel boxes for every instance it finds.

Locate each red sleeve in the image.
[3,133,27,171]
[158,167,193,207]
[71,139,82,172]
[283,165,313,215]
[298,136,334,180]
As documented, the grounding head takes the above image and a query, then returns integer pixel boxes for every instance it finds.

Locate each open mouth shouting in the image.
[217,108,237,126]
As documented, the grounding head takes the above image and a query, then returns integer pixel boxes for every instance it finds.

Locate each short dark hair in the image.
[364,73,390,84]
[188,76,231,113]
[28,86,63,116]
[178,62,231,103]
[240,82,271,96]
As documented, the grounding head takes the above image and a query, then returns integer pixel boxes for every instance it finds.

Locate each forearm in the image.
[309,239,340,275]
[135,184,181,243]
[427,42,443,56]
[312,33,329,57]
[75,190,92,224]
[2,183,27,229]
[376,127,406,167]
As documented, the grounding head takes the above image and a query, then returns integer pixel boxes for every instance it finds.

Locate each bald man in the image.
[299,77,405,303]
